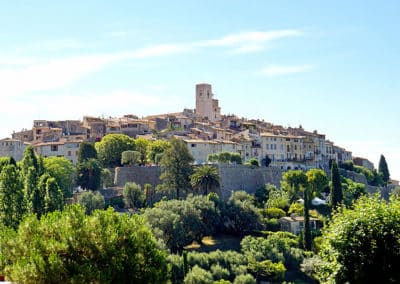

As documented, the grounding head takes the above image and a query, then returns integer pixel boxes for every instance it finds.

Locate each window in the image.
[51,145,58,151]
[68,151,72,156]
[266,144,269,150]
[191,144,196,148]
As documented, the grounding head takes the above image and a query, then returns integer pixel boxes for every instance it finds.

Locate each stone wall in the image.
[114,166,162,188]
[113,164,283,200]
[216,165,283,200]
[339,169,368,184]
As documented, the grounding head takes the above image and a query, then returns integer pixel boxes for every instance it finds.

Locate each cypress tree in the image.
[303,185,312,250]
[44,177,64,213]
[78,142,98,163]
[0,164,24,228]
[330,160,343,209]
[378,154,390,185]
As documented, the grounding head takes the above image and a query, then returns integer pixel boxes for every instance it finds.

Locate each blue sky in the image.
[1,1,399,180]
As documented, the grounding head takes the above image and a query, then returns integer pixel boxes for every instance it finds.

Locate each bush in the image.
[77,190,105,214]
[265,218,280,232]
[123,182,145,209]
[184,265,214,284]
[211,264,230,280]
[0,205,168,283]
[233,274,256,284]
[262,207,286,219]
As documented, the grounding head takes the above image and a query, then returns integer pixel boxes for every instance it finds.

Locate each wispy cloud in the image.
[260,64,313,76]
[16,38,84,53]
[0,29,303,96]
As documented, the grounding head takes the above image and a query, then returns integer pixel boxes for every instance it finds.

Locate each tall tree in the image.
[147,140,170,165]
[43,156,75,198]
[190,165,220,195]
[23,166,38,213]
[134,137,150,165]
[44,176,64,213]
[329,161,343,210]
[304,169,328,250]
[378,154,390,185]
[160,137,194,199]
[76,158,102,190]
[95,134,135,167]
[77,142,97,163]
[281,170,307,202]
[0,164,24,228]
[21,145,42,177]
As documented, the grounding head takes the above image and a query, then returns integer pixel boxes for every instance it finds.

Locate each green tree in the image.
[190,165,220,195]
[329,160,343,210]
[23,166,38,214]
[378,154,390,184]
[147,140,170,165]
[184,265,213,284]
[121,150,141,166]
[77,190,105,214]
[223,191,262,235]
[0,165,24,228]
[76,158,102,190]
[43,156,75,198]
[0,205,168,283]
[281,170,307,202]
[123,182,145,209]
[100,168,113,188]
[304,169,327,250]
[77,142,97,163]
[316,195,400,283]
[144,200,204,253]
[95,134,135,167]
[230,152,243,164]
[134,137,150,165]
[44,176,64,213]
[245,158,259,167]
[160,137,194,199]
[21,145,42,177]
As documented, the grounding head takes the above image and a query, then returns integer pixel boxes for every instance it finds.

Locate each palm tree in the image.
[190,165,220,195]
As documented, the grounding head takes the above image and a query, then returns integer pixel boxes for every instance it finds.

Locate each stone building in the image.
[34,139,82,164]
[195,83,221,122]
[0,138,27,161]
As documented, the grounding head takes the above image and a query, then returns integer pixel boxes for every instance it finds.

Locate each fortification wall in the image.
[114,166,161,188]
[114,164,283,200]
[339,169,368,184]
[216,165,283,200]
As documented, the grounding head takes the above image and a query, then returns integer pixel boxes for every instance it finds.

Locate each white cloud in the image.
[0,29,303,97]
[260,64,313,76]
[198,30,302,47]
[133,44,191,58]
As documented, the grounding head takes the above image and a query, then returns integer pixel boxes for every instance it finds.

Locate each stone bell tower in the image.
[195,83,221,122]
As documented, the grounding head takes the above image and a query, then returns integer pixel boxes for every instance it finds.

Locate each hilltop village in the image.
[1,83,372,172]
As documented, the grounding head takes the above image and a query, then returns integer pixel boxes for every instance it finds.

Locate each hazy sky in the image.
[1,1,399,180]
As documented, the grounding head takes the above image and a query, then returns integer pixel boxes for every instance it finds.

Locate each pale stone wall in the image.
[114,164,283,200]
[114,166,162,188]
[216,164,283,200]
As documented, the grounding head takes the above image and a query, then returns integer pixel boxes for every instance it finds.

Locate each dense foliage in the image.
[160,137,194,199]
[95,134,135,167]
[0,205,168,283]
[315,195,400,283]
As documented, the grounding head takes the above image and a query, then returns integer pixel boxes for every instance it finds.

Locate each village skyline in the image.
[0,1,399,179]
